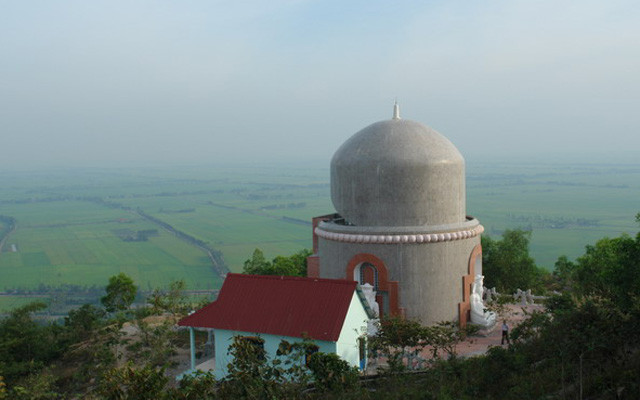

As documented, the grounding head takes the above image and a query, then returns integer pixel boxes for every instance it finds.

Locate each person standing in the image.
[501,320,510,345]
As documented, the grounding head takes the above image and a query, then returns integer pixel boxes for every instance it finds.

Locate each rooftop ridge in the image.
[227,272,356,285]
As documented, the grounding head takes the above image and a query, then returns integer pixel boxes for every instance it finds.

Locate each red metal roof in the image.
[178,273,359,342]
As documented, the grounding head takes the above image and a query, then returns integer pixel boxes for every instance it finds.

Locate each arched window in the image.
[347,253,402,317]
[357,262,378,291]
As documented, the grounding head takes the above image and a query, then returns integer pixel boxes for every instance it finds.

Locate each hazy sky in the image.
[1,0,638,168]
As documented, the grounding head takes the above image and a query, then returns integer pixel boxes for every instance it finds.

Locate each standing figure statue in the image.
[360,283,380,335]
[470,275,497,328]
[525,289,534,305]
[514,289,528,306]
[360,283,379,317]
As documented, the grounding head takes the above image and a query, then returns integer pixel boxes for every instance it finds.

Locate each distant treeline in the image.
[281,216,312,226]
[80,196,130,209]
[0,196,70,205]
[2,283,105,297]
[206,201,235,209]
[246,193,301,201]
[0,190,226,205]
[506,213,600,229]
[114,229,159,242]
[150,190,223,197]
[158,208,195,214]
[0,283,219,317]
[231,182,328,193]
[544,180,628,189]
[260,202,306,210]
[469,179,629,189]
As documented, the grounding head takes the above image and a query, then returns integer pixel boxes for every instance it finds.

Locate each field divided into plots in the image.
[0,200,218,294]
[1,160,639,312]
[466,161,640,268]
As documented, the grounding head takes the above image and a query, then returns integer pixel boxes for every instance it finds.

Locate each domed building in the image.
[307,104,484,326]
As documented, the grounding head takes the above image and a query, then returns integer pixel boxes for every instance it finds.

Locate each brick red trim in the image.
[459,244,482,328]
[346,253,403,317]
[306,255,320,278]
[311,214,336,253]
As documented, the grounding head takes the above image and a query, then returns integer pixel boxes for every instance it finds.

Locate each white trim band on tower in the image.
[315,225,484,244]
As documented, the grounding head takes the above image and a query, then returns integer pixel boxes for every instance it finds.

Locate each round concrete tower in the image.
[310,104,483,326]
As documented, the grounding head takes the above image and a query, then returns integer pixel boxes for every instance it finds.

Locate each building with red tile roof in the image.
[178,273,373,378]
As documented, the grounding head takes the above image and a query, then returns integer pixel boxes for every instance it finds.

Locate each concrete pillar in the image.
[189,327,196,370]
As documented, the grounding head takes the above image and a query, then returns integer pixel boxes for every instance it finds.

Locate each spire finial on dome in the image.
[392,100,401,120]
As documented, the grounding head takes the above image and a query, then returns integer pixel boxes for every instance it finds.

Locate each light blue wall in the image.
[212,329,336,379]
[207,292,370,378]
[336,292,369,368]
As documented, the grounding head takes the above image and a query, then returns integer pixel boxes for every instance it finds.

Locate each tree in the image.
[147,279,188,316]
[171,371,218,400]
[242,248,268,274]
[101,273,137,313]
[370,316,476,373]
[64,304,106,343]
[98,363,168,400]
[306,352,360,393]
[242,248,312,277]
[552,255,576,291]
[571,232,640,311]
[482,229,541,292]
[369,316,428,372]
[0,302,64,385]
[217,336,312,399]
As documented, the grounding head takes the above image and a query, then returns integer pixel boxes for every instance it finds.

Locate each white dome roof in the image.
[330,114,466,227]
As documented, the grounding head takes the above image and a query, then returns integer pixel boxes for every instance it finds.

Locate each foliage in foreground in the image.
[97,336,362,400]
[2,222,639,399]
[242,248,312,276]
[481,229,547,292]
[370,317,476,373]
[101,273,138,313]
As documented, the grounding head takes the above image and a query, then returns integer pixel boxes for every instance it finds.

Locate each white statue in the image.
[360,283,379,317]
[514,289,527,305]
[470,275,496,328]
[360,283,380,336]
[489,287,498,303]
[525,289,534,305]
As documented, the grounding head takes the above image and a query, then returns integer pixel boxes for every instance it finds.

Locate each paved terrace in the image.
[367,303,546,373]
[453,303,544,358]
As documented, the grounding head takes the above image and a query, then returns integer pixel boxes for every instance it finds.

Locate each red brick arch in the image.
[458,244,482,328]
[346,253,403,317]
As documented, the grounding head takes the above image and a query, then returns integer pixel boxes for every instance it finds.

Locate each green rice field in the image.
[0,199,221,294]
[0,160,638,313]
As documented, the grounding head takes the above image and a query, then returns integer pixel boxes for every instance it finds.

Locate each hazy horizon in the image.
[2,1,638,168]
[1,150,640,173]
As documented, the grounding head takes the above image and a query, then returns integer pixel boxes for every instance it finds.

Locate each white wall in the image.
[212,329,336,379]
[335,292,370,369]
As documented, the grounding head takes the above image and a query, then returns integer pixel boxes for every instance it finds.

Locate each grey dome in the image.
[330,118,466,227]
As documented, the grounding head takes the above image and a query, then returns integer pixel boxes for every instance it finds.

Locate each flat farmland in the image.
[0,160,638,314]
[114,188,319,271]
[466,161,640,268]
[0,200,220,293]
